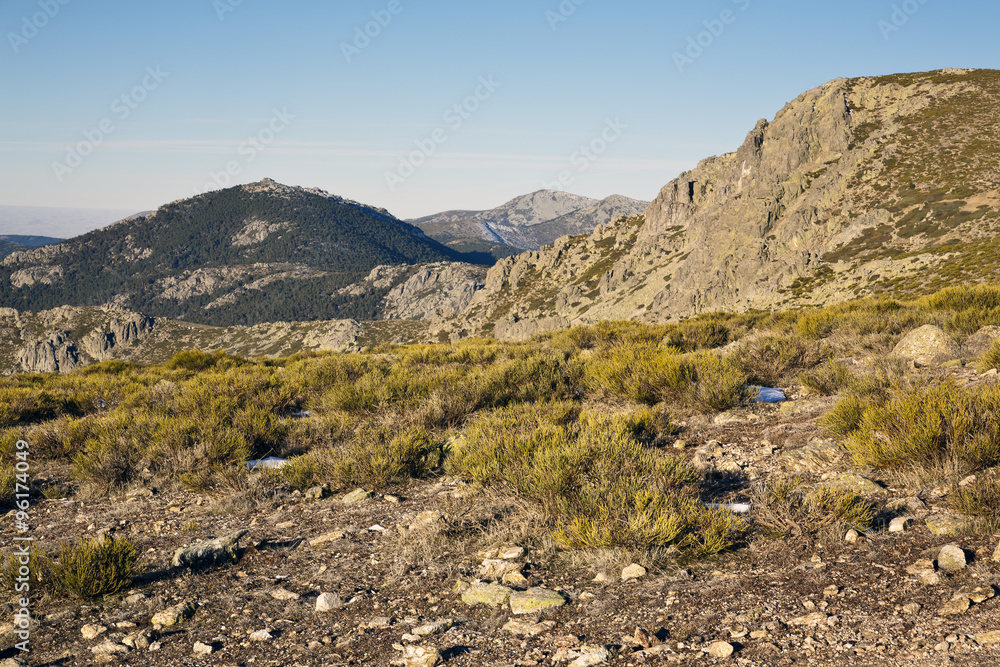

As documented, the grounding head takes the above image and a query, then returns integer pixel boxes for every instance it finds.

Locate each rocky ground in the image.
[4,369,1000,667]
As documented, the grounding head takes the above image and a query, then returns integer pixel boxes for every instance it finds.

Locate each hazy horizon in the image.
[2,0,997,228]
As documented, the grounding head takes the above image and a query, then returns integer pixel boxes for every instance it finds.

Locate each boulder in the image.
[937,544,967,572]
[461,582,513,607]
[509,587,568,615]
[963,326,1000,359]
[172,529,248,568]
[151,601,196,627]
[892,325,961,367]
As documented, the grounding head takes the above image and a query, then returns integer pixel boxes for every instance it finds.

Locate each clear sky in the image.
[0,0,996,235]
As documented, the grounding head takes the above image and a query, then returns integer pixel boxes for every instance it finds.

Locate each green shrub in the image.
[448,405,742,555]
[685,353,750,412]
[587,343,692,405]
[844,381,1000,473]
[799,359,852,395]
[736,334,825,387]
[752,476,875,537]
[976,339,1000,373]
[48,536,141,599]
[819,394,868,438]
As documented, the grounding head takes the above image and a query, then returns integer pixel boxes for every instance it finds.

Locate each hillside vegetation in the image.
[8,284,1000,557]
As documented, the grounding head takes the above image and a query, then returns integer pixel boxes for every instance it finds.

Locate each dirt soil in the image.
[4,371,1000,667]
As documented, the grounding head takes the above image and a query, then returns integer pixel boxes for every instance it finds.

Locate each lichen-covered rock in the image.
[509,587,568,615]
[342,488,374,504]
[926,514,966,536]
[937,544,967,572]
[892,325,961,367]
[461,582,513,607]
[151,601,196,626]
[172,529,248,568]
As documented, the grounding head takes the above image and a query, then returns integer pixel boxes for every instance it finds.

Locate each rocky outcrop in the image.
[16,331,81,373]
[438,69,1000,339]
[381,263,486,321]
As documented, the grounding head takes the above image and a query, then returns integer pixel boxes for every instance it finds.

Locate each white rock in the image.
[193,641,214,655]
[889,516,913,533]
[81,624,108,640]
[316,592,343,612]
[621,563,647,581]
[249,629,273,642]
[709,641,735,658]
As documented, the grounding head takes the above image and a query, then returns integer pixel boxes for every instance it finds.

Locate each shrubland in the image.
[6,283,1000,597]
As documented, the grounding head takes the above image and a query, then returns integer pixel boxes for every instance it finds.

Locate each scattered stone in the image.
[411,619,453,637]
[903,603,922,615]
[275,520,296,530]
[823,585,839,597]
[0,658,29,667]
[249,629,273,642]
[937,544,967,572]
[788,612,829,627]
[316,592,343,612]
[304,485,328,500]
[975,630,1000,646]
[889,516,914,533]
[124,593,147,606]
[510,587,568,615]
[568,647,610,666]
[151,601,196,626]
[501,546,526,560]
[122,630,155,650]
[926,514,966,536]
[937,596,971,616]
[343,488,374,504]
[892,325,961,367]
[172,529,248,568]
[461,582,513,607]
[906,559,941,585]
[622,563,647,581]
[270,587,301,601]
[400,645,443,667]
[309,530,346,547]
[822,473,883,496]
[954,585,996,604]
[479,558,523,582]
[81,624,107,640]
[503,619,556,638]
[993,540,1000,563]
[193,641,214,655]
[845,529,860,544]
[91,641,130,656]
[709,641,735,659]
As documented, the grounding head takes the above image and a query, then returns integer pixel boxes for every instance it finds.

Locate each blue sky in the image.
[0,0,996,235]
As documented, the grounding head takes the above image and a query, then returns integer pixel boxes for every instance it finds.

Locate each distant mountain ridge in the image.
[0,235,65,260]
[411,190,649,254]
[0,179,479,327]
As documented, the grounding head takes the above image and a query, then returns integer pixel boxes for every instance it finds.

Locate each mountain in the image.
[411,190,649,255]
[0,179,481,327]
[434,68,1000,339]
[0,235,64,260]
